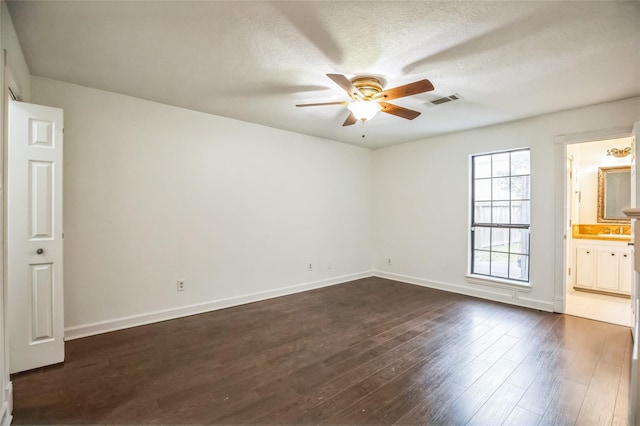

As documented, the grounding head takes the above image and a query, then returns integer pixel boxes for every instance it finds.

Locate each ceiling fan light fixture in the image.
[348,100,382,122]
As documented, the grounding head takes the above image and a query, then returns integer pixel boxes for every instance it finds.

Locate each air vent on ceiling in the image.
[430,93,463,105]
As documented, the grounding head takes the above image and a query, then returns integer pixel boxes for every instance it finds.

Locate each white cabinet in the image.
[573,239,632,295]
[596,249,620,291]
[619,249,633,293]
[575,247,596,288]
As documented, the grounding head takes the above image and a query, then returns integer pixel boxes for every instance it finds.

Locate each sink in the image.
[597,233,630,239]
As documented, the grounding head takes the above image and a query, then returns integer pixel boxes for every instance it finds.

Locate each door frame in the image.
[554,126,635,315]
[1,63,22,419]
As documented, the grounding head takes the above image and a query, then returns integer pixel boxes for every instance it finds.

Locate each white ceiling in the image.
[7,1,640,149]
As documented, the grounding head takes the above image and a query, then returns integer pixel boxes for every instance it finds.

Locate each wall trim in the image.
[0,403,9,426]
[374,271,554,312]
[65,271,373,340]
[553,296,565,313]
[554,126,633,145]
[0,382,11,426]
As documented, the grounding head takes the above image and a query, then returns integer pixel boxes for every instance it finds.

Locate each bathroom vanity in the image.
[573,239,632,295]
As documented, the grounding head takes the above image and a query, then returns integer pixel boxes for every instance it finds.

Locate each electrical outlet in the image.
[308,263,313,272]
[177,279,185,291]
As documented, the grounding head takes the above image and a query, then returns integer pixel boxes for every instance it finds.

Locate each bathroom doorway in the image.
[565,136,634,326]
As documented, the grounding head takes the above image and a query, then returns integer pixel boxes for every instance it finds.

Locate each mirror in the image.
[597,165,631,223]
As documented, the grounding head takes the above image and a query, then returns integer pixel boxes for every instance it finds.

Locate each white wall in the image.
[569,137,632,224]
[373,97,640,310]
[1,1,29,101]
[31,77,373,338]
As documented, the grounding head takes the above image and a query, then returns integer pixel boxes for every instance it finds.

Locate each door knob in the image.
[36,248,44,255]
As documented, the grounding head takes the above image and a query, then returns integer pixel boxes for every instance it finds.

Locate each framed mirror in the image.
[597,165,631,223]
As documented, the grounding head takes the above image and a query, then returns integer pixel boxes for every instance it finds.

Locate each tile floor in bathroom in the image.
[565,287,632,327]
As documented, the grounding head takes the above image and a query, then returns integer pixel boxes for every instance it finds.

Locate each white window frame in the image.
[467,148,531,288]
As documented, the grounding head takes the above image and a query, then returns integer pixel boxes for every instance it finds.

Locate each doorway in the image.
[564,136,634,326]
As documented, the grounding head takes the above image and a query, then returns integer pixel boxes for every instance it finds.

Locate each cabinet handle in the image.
[586,251,590,254]
[624,254,628,257]
[612,253,615,256]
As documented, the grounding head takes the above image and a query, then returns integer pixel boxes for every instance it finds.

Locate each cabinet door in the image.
[596,249,619,291]
[620,249,633,294]
[575,247,596,288]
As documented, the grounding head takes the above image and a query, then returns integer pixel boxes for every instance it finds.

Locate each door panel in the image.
[31,263,54,342]
[8,100,64,373]
[29,160,53,239]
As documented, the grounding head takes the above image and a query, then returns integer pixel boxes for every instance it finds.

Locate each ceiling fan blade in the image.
[327,74,364,100]
[374,79,434,101]
[379,102,421,120]
[296,101,348,107]
[342,112,357,126]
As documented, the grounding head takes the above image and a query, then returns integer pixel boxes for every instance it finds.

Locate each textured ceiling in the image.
[7,1,640,149]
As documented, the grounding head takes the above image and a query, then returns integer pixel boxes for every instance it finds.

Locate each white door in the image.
[7,100,64,373]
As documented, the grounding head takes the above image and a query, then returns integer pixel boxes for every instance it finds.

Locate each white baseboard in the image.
[65,271,373,340]
[0,382,12,426]
[374,271,554,312]
[553,296,566,313]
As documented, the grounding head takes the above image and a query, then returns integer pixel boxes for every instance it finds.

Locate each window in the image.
[471,149,530,283]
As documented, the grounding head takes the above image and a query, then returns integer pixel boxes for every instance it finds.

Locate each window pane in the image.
[510,176,530,200]
[473,251,490,275]
[491,228,509,252]
[492,177,510,201]
[511,201,530,225]
[474,155,491,179]
[490,252,509,278]
[474,227,491,250]
[474,201,491,223]
[492,153,510,177]
[473,155,491,179]
[509,254,529,281]
[492,201,510,224]
[510,229,530,254]
[475,178,491,201]
[511,150,530,175]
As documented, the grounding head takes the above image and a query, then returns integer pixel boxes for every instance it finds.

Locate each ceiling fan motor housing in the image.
[351,76,383,99]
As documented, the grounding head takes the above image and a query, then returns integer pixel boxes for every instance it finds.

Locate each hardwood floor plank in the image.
[613,336,632,425]
[538,377,588,426]
[502,406,542,426]
[575,361,624,425]
[466,382,526,425]
[400,357,519,425]
[516,349,576,415]
[563,351,599,386]
[10,277,631,425]
[450,333,519,388]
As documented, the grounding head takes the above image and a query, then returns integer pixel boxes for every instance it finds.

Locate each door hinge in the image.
[568,267,571,276]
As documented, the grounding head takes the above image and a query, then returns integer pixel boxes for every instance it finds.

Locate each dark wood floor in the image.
[12,277,631,425]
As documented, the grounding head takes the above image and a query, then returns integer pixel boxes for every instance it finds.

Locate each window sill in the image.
[466,274,531,292]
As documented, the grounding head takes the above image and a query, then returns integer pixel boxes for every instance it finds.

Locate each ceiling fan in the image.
[296,74,434,126]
